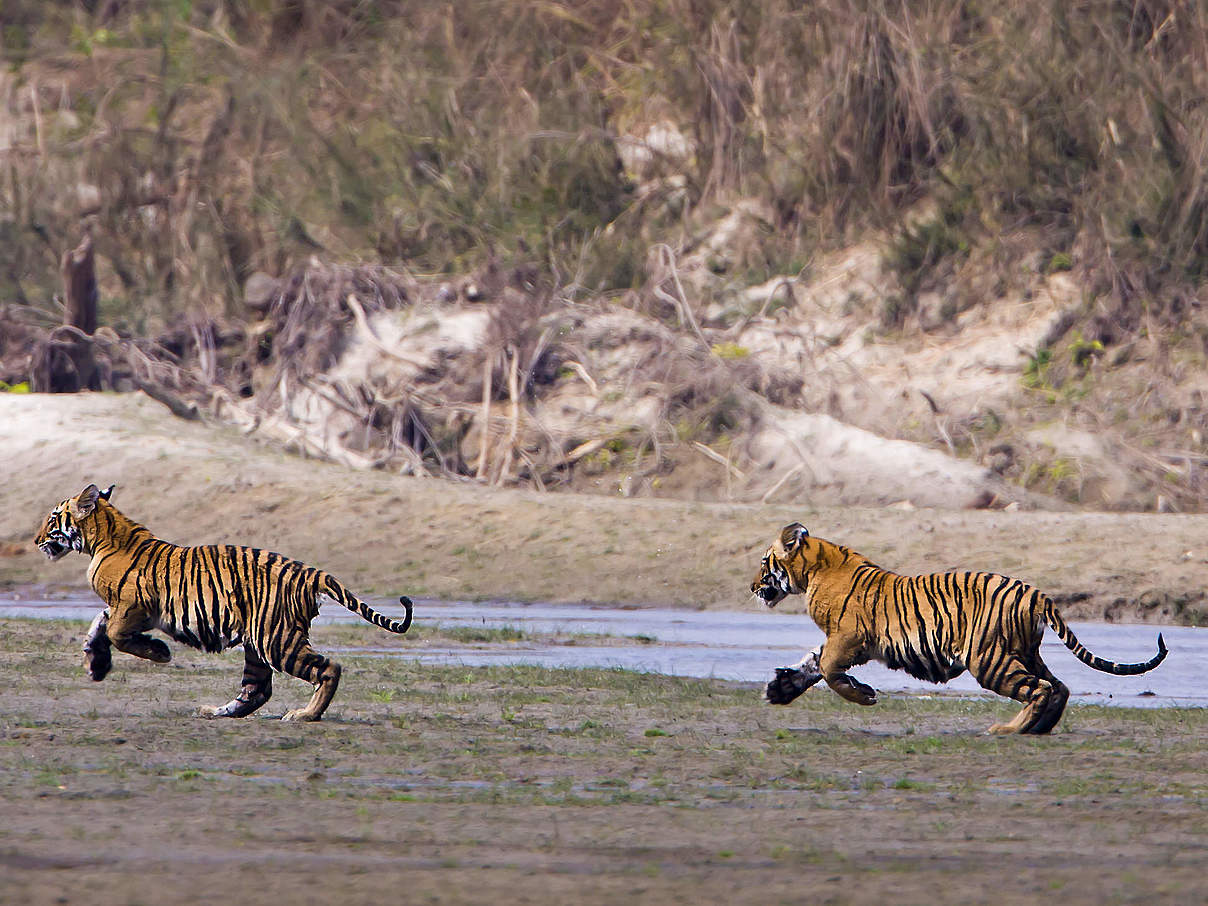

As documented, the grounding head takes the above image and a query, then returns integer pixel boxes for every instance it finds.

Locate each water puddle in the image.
[3,592,1202,709]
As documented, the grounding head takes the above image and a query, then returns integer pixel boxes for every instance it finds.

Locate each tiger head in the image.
[35,484,114,561]
[750,522,812,608]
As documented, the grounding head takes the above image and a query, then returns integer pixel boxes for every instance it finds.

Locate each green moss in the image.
[711,342,750,360]
[1023,349,1053,390]
[1045,251,1074,273]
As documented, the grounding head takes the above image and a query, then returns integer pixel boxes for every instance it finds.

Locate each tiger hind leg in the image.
[199,645,274,719]
[977,656,1060,735]
[278,644,342,722]
[1020,662,1069,735]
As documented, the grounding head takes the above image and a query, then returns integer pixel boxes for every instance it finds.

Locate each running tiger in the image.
[750,523,1168,734]
[35,484,414,722]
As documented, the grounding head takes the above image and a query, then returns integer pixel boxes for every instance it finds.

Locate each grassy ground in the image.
[2,618,1205,905]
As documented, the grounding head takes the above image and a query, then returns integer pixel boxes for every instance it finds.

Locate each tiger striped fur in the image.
[35,484,414,722]
[750,523,1168,734]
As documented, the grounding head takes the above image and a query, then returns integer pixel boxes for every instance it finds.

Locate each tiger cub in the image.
[751,523,1167,734]
[35,483,414,722]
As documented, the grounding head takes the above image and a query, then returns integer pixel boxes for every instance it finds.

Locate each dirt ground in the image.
[2,392,1207,624]
[2,618,1206,906]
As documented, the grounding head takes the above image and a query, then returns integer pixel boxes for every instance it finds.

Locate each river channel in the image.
[3,593,1202,709]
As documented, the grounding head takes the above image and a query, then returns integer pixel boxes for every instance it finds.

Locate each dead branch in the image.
[562,360,599,395]
[131,377,201,421]
[692,440,746,480]
[493,346,522,486]
[345,293,428,367]
[651,244,712,354]
[477,354,493,481]
[563,437,610,464]
[61,235,98,335]
[760,463,805,503]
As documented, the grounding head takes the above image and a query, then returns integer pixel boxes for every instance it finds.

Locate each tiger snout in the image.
[753,582,786,607]
[36,528,75,561]
[38,539,71,561]
[751,553,795,608]
[35,508,79,561]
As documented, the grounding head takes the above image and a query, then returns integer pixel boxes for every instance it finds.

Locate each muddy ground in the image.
[2,393,1208,625]
[2,618,1206,906]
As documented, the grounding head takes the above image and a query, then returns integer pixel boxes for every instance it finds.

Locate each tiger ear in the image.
[73,484,102,517]
[100,485,115,501]
[779,523,809,552]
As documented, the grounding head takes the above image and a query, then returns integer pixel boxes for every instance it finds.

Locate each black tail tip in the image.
[394,595,414,633]
[1157,632,1168,655]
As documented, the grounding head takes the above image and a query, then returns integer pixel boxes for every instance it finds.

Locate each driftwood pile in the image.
[3,235,1034,508]
[228,256,782,487]
[2,237,787,492]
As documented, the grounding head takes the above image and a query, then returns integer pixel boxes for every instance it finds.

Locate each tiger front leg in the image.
[819,638,877,706]
[106,611,172,665]
[83,610,113,681]
[765,646,824,705]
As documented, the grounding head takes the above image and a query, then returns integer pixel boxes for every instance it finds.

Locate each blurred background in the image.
[3,0,1208,511]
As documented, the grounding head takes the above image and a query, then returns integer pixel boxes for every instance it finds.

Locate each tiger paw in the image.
[765,667,824,705]
[146,639,172,664]
[847,677,878,706]
[83,611,112,680]
[281,708,321,722]
[985,722,1020,735]
[198,701,245,719]
[832,674,878,706]
[84,646,112,682]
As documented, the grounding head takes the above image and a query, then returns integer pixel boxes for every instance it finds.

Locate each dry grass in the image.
[6,1,1208,315]
[6,1,1208,507]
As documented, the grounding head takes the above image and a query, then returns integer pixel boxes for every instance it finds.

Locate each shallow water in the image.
[3,592,1201,709]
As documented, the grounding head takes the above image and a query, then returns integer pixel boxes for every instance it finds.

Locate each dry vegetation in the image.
[4,1,1208,508]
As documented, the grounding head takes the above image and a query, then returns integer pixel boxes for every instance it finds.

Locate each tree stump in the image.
[62,235,98,336]
[31,235,102,392]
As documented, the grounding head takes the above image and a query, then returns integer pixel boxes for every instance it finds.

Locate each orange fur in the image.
[752,523,1167,734]
[36,484,414,721]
